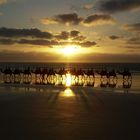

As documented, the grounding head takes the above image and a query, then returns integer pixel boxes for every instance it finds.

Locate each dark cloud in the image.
[70,30,86,41]
[18,39,53,46]
[55,31,69,40]
[83,14,115,26]
[42,13,83,26]
[0,38,15,45]
[55,30,86,41]
[54,13,83,25]
[0,27,52,39]
[0,27,95,48]
[72,35,86,41]
[98,0,140,13]
[42,13,115,26]
[0,38,58,46]
[70,30,80,37]
[123,23,140,34]
[109,35,120,40]
[127,37,140,45]
[0,38,96,48]
[79,41,96,47]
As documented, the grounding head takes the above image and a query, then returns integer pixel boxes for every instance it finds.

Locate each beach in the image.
[0,84,140,140]
[0,63,140,140]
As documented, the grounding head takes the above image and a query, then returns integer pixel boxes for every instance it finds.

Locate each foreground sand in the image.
[0,85,140,140]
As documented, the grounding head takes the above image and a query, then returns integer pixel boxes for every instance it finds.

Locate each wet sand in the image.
[0,86,140,140]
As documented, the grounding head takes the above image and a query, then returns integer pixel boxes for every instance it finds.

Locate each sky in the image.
[0,0,140,62]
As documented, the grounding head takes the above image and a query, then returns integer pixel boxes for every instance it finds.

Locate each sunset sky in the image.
[0,0,140,62]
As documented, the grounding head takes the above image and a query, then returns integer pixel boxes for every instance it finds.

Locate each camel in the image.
[96,69,108,78]
[108,69,117,79]
[41,67,48,83]
[22,67,32,84]
[117,69,132,80]
[12,68,21,83]
[22,67,31,76]
[1,67,13,83]
[83,69,95,80]
[32,67,42,84]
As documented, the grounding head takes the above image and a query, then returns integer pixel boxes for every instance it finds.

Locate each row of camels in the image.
[0,67,132,80]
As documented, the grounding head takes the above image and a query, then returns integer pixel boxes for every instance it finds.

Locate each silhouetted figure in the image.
[13,68,21,84]
[108,69,117,79]
[32,67,42,84]
[22,67,32,84]
[84,69,95,79]
[42,67,48,83]
[2,67,13,83]
[96,69,108,79]
[123,79,132,89]
[118,68,132,80]
[100,80,108,88]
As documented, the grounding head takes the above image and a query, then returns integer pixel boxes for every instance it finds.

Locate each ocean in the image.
[0,62,140,73]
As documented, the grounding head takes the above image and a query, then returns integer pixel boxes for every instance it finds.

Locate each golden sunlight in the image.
[61,88,75,97]
[60,45,80,56]
[65,72,72,87]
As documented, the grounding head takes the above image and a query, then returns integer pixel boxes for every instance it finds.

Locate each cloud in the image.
[0,38,60,46]
[83,14,115,26]
[0,38,15,45]
[18,39,54,46]
[17,39,96,48]
[109,35,120,40]
[41,13,83,26]
[0,27,52,39]
[70,30,80,37]
[127,37,140,45]
[0,38,96,48]
[55,31,69,40]
[0,27,96,48]
[123,23,140,34]
[55,30,86,41]
[41,13,115,27]
[98,0,140,13]
[79,41,96,47]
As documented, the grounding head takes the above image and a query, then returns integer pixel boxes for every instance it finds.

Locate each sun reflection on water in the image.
[60,88,75,97]
[65,72,72,87]
[60,72,75,97]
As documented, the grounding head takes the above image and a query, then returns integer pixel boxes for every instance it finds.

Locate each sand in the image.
[0,85,140,140]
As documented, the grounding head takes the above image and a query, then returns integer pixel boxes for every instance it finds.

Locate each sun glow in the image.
[61,88,75,97]
[60,45,80,55]
[65,72,72,87]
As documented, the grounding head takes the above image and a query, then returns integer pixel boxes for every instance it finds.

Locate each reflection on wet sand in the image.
[0,71,132,89]
[60,88,75,97]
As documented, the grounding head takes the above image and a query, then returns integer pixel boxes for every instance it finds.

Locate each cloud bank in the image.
[98,0,140,13]
[41,13,115,26]
[0,27,97,48]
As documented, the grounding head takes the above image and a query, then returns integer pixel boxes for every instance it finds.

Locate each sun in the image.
[60,45,80,55]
